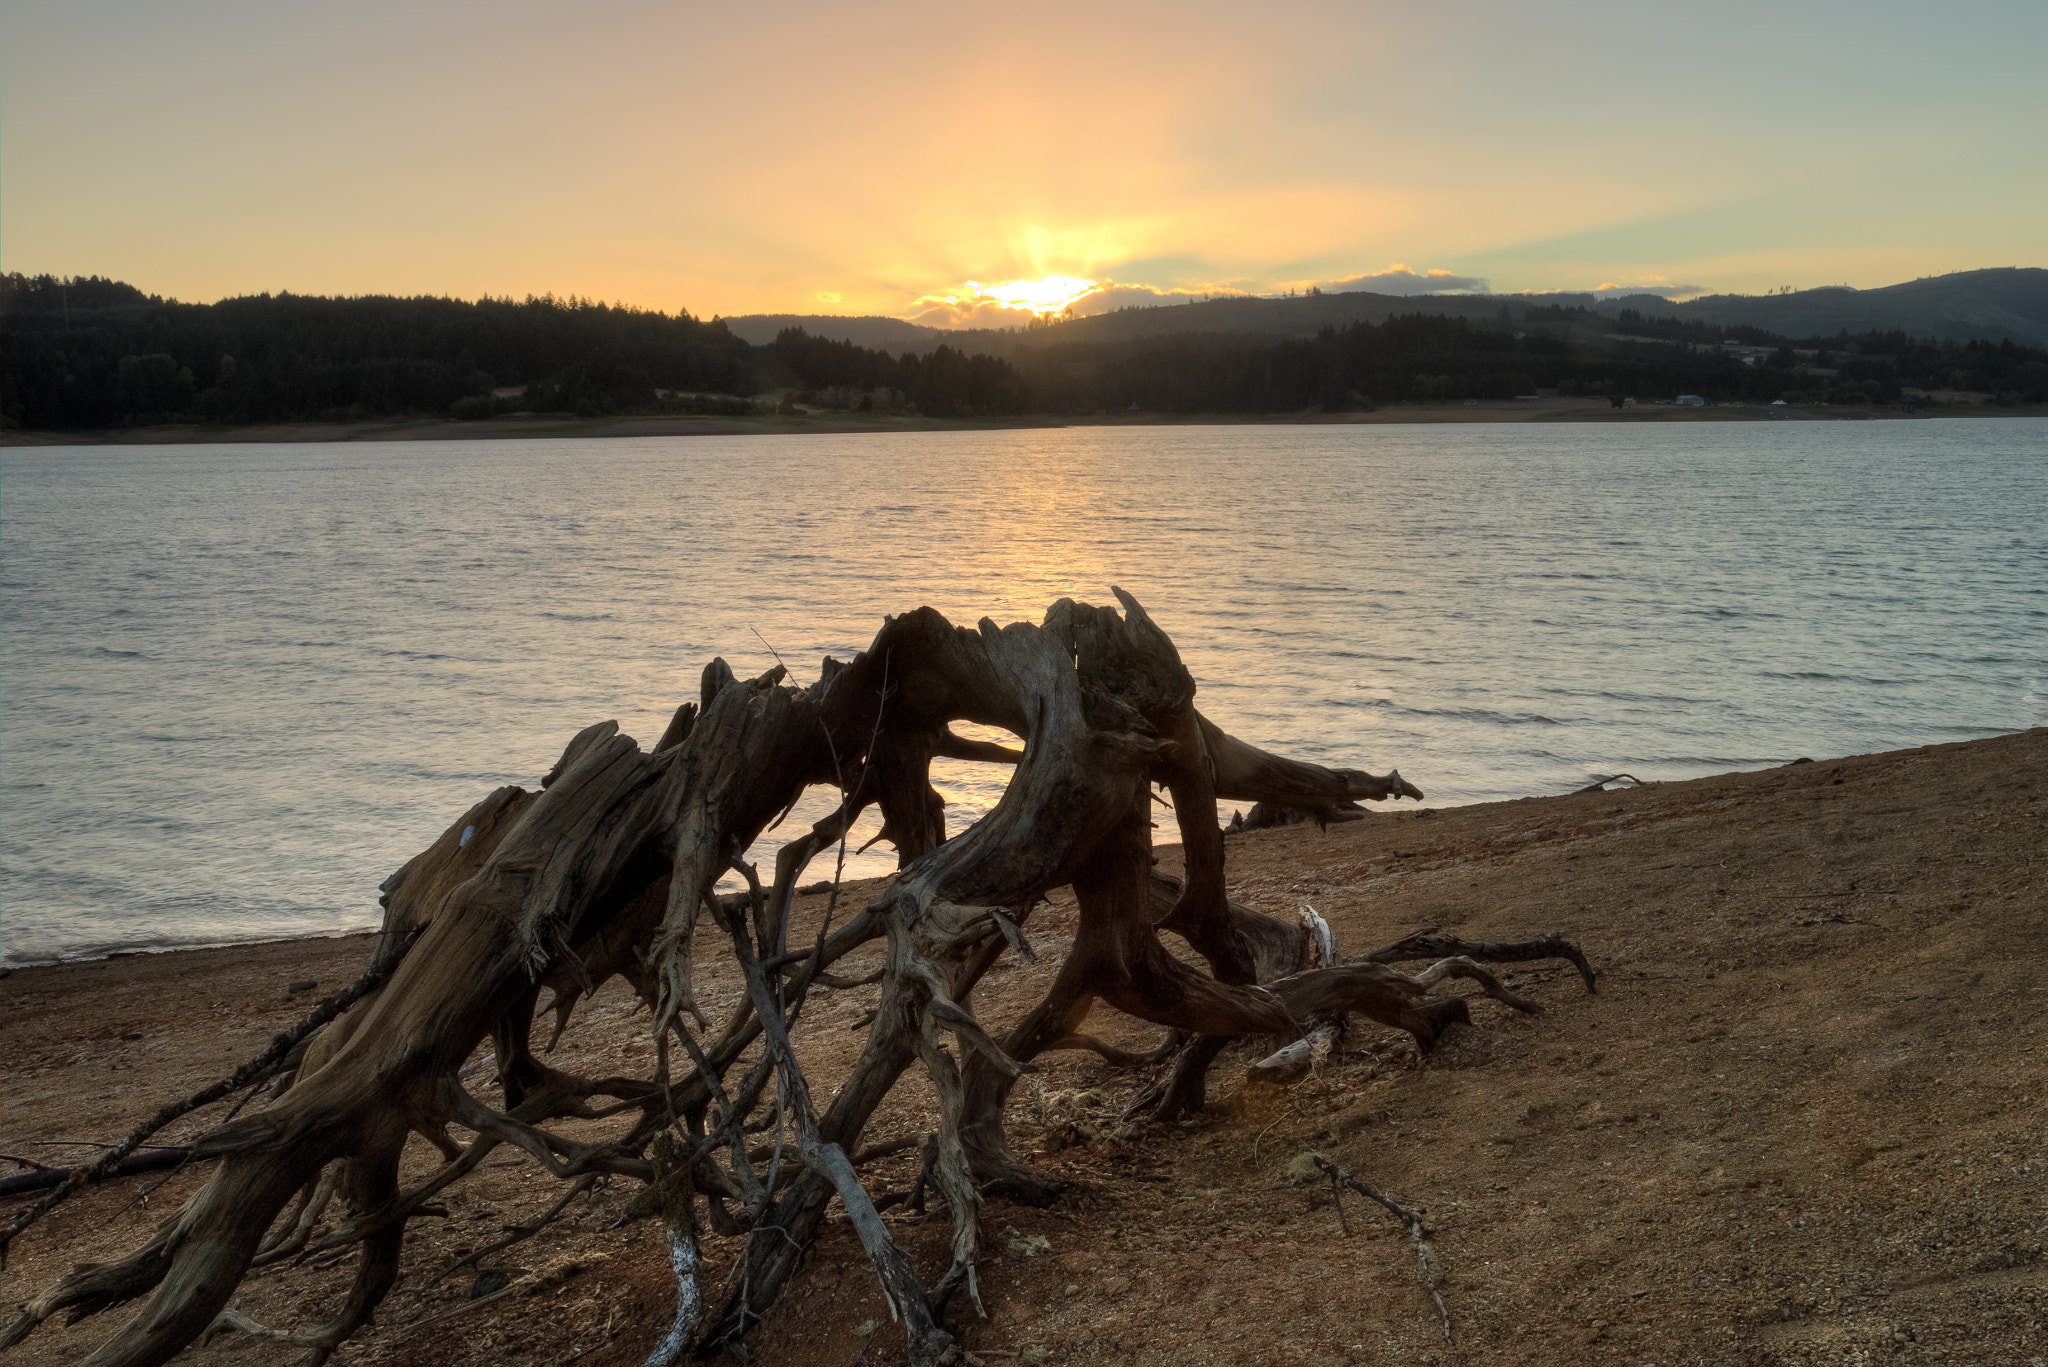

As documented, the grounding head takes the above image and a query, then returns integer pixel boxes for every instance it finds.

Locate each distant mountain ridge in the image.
[1639,269,2048,348]
[740,268,2048,353]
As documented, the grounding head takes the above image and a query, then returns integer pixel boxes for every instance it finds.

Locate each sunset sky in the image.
[4,0,2043,327]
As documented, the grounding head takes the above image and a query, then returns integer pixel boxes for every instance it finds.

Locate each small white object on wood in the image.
[1247,906,1343,1085]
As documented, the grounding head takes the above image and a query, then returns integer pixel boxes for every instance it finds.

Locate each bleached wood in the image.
[13,591,1587,1367]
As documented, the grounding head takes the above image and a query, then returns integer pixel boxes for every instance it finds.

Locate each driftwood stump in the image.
[3,591,1591,1367]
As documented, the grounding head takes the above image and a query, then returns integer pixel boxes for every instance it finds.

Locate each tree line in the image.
[992,312,2048,411]
[6,273,2045,430]
[1,279,756,428]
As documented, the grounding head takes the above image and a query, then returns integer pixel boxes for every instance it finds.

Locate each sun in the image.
[962,274,1099,317]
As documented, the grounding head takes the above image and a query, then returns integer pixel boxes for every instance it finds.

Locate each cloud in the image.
[903,278,1257,328]
[892,269,1717,327]
[1069,282,1257,316]
[904,297,1043,329]
[1320,263,1491,295]
[892,263,1712,329]
[1585,279,1705,300]
[1476,274,1708,301]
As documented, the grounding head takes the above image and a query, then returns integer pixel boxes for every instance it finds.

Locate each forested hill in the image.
[1,278,757,428]
[980,312,2048,412]
[718,313,945,352]
[755,269,2048,355]
[1039,267,2048,350]
[5,273,2046,430]
[1651,269,2048,349]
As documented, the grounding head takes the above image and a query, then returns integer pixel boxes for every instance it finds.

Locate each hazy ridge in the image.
[730,267,2048,356]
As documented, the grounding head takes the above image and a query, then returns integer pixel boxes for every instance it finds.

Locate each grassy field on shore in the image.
[3,730,2042,1366]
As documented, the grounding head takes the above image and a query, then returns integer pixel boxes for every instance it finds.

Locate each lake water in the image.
[4,421,2044,965]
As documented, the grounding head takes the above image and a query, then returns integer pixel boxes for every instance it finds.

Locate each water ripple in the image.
[4,419,2044,963]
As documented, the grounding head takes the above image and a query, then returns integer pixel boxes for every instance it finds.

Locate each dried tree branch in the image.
[1363,928,1598,994]
[0,926,420,1265]
[1302,1148,1451,1345]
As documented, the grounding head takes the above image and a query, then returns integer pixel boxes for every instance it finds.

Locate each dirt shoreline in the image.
[4,730,2043,1366]
[10,398,2039,447]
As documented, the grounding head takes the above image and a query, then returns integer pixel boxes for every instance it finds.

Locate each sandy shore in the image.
[4,729,2043,1366]
[9,398,2033,447]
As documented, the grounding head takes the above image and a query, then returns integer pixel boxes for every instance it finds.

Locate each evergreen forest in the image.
[5,273,2045,431]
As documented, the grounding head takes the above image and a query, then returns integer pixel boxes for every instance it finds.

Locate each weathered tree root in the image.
[435,1174,597,1283]
[1362,926,1599,995]
[251,1162,344,1266]
[0,1147,191,1198]
[1124,882,1596,1117]
[0,930,419,1275]
[636,1134,704,1367]
[1046,1031,1184,1069]
[9,592,1589,1367]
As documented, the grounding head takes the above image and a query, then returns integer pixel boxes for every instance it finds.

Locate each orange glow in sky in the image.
[1,3,2040,318]
[959,276,1100,316]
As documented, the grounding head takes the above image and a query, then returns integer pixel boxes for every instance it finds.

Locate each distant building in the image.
[1676,394,1707,407]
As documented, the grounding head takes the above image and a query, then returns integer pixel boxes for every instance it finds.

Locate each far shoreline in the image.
[10,396,2044,447]
[0,927,382,976]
